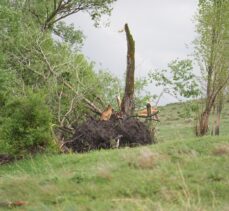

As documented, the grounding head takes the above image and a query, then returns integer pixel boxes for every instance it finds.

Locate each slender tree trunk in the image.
[121,23,135,116]
[211,105,216,136]
[215,100,223,135]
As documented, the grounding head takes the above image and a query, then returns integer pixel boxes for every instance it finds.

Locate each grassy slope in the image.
[0,102,229,211]
[157,100,229,142]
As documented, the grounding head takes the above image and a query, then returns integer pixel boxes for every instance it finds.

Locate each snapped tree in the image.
[121,24,135,116]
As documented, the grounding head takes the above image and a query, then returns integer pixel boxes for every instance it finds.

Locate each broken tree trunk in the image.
[146,103,156,141]
[121,23,135,116]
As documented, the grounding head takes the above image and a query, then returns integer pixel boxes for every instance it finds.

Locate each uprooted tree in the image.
[0,1,155,161]
[65,23,155,152]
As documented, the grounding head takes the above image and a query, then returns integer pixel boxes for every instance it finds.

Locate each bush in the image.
[0,92,55,156]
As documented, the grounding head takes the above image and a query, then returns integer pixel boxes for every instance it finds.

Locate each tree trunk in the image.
[211,105,216,136]
[196,90,218,136]
[196,96,213,136]
[121,23,135,116]
[196,109,211,136]
[215,101,222,135]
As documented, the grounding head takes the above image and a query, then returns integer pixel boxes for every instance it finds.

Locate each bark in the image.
[196,109,211,136]
[211,105,216,136]
[196,96,215,136]
[215,100,223,135]
[121,23,135,115]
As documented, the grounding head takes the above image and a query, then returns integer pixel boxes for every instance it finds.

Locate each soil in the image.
[65,116,154,153]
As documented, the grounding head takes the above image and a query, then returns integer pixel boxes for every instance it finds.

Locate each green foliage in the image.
[179,102,200,119]
[134,77,157,109]
[149,59,200,99]
[0,0,118,128]
[0,92,54,156]
[195,0,229,84]
[0,0,125,158]
[96,70,122,109]
[0,69,16,107]
[54,21,85,51]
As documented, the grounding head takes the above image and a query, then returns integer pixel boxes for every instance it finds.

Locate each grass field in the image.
[0,101,229,211]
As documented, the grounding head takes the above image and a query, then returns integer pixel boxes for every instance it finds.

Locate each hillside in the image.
[157,100,229,142]
[0,101,229,211]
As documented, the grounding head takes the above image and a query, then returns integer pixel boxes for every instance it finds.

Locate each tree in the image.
[0,0,117,122]
[194,0,229,136]
[0,0,119,155]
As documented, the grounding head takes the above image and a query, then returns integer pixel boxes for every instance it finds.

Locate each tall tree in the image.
[195,0,229,136]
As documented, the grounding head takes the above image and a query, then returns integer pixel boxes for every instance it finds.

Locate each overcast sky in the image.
[65,0,198,105]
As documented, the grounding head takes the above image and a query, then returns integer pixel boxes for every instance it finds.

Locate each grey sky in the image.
[65,0,198,105]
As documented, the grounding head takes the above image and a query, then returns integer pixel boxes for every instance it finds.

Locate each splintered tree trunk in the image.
[146,103,155,141]
[121,23,135,116]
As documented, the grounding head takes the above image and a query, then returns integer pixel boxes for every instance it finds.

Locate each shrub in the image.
[0,92,54,156]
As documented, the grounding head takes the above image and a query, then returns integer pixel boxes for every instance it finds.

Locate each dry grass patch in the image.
[124,148,163,169]
[212,144,229,156]
[160,187,179,202]
[96,164,113,180]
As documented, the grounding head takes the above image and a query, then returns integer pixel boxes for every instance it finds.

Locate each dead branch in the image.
[57,87,63,124]
[61,96,76,126]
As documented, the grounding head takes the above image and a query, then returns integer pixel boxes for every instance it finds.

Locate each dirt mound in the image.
[66,117,154,153]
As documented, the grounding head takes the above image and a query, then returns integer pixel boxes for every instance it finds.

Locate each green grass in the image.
[0,101,229,210]
[156,100,229,141]
[0,136,229,210]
